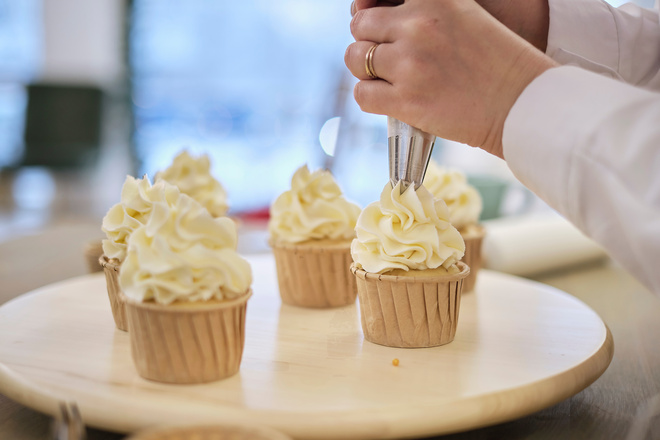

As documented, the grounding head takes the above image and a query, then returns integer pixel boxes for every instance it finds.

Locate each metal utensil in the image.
[51,401,86,440]
[387,117,436,193]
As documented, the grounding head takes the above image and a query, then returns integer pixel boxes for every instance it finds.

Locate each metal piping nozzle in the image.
[387,116,436,193]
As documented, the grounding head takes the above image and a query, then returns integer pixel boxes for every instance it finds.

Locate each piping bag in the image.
[388,117,436,193]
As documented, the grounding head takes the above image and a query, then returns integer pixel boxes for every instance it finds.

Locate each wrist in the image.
[498,47,557,157]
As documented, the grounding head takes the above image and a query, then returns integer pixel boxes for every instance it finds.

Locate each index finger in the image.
[351,0,404,16]
[351,6,400,43]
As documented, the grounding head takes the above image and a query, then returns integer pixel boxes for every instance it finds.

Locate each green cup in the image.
[468,175,534,221]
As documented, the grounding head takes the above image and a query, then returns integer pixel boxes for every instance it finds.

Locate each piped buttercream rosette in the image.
[155,150,229,218]
[422,160,482,230]
[118,180,251,305]
[351,181,465,274]
[269,165,361,244]
[102,175,179,263]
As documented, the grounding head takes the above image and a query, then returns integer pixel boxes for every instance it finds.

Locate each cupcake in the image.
[423,160,485,291]
[155,150,229,218]
[101,175,174,331]
[351,181,468,348]
[269,165,361,308]
[119,179,252,384]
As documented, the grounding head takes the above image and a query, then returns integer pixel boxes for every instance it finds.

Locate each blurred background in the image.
[0,0,532,242]
[0,0,650,241]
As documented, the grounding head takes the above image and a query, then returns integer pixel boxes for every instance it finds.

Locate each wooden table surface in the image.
[1,222,659,440]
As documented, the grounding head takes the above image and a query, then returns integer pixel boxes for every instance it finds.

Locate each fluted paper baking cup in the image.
[125,291,251,384]
[271,241,357,308]
[99,255,128,331]
[461,225,486,292]
[351,262,469,348]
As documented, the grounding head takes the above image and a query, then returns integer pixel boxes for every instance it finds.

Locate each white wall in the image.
[40,0,125,86]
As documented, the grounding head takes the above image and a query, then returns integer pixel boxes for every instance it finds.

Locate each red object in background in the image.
[237,206,270,222]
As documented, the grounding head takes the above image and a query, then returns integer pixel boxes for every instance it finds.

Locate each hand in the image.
[345,0,557,158]
[352,0,550,51]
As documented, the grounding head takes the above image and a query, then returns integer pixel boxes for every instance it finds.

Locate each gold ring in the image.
[365,43,380,79]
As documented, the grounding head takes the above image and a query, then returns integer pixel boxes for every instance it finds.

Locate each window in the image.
[0,0,41,168]
[130,0,387,213]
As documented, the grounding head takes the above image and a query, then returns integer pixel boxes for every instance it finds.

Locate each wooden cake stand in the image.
[0,254,613,439]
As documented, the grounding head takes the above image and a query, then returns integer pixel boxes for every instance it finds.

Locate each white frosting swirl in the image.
[155,151,229,217]
[423,161,482,229]
[269,165,361,243]
[118,180,252,305]
[351,182,465,274]
[102,175,179,262]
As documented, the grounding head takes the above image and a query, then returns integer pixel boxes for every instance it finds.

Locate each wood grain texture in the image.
[271,242,357,308]
[125,293,251,384]
[0,254,613,440]
[352,262,468,348]
[461,227,485,292]
[99,255,128,331]
[126,423,292,440]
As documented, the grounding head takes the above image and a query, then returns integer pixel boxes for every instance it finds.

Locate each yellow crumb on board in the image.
[392,358,399,366]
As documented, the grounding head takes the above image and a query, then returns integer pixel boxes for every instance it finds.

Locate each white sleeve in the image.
[502,66,660,294]
[547,0,660,90]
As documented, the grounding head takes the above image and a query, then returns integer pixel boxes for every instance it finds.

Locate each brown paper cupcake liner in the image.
[351,262,469,348]
[461,225,486,292]
[99,255,128,331]
[271,241,356,308]
[125,291,252,384]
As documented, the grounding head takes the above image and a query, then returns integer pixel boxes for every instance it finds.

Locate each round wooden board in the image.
[0,254,613,439]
